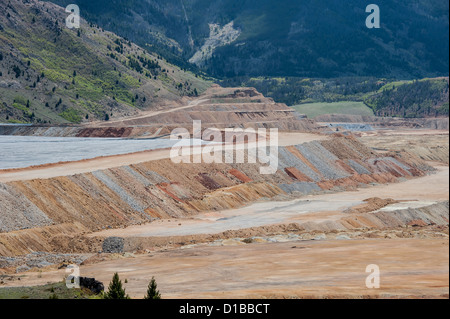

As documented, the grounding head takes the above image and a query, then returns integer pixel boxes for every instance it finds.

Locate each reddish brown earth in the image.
[2,238,448,299]
[1,133,436,256]
[0,84,448,299]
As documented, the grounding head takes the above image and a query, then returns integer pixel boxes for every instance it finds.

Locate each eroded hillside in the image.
[0,0,210,125]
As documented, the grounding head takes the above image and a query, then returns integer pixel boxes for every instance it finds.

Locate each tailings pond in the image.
[0,136,205,169]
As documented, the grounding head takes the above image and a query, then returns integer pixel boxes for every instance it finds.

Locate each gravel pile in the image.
[279,182,321,194]
[346,159,372,175]
[0,126,81,137]
[68,173,111,199]
[387,202,449,226]
[0,252,89,273]
[92,170,147,214]
[102,237,125,253]
[308,141,340,162]
[136,168,170,185]
[368,157,410,176]
[380,157,413,173]
[0,183,53,232]
[344,201,450,230]
[278,147,321,181]
[295,143,349,180]
[122,166,154,187]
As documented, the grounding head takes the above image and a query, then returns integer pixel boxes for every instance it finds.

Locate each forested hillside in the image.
[48,0,449,79]
[0,0,210,124]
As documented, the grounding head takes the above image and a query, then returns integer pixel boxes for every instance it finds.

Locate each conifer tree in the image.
[104,272,130,299]
[144,277,161,300]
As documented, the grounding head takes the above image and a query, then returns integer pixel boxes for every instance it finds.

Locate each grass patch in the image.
[59,107,82,123]
[0,282,101,300]
[6,119,28,124]
[292,101,374,118]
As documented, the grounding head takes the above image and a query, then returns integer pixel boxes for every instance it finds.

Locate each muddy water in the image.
[0,136,209,169]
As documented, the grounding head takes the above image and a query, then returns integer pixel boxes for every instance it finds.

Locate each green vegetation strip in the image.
[292,101,374,118]
[0,282,101,300]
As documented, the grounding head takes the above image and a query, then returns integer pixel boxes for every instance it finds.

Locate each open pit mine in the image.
[0,86,448,299]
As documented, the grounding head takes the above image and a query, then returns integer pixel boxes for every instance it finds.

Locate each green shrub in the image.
[59,108,82,123]
[144,277,161,300]
[104,273,130,299]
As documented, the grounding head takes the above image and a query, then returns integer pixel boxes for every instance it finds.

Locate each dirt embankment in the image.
[0,125,177,138]
[1,201,447,275]
[82,201,448,256]
[343,197,399,214]
[2,237,448,299]
[362,134,449,165]
[0,135,438,257]
[315,114,449,130]
[0,87,322,138]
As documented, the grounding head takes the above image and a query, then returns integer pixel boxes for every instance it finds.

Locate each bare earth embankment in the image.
[0,130,448,299]
[1,237,447,299]
[0,88,448,299]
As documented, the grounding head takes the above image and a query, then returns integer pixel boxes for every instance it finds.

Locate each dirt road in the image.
[89,98,210,127]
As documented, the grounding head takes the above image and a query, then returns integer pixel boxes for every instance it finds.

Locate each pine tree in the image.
[104,273,130,299]
[144,277,161,300]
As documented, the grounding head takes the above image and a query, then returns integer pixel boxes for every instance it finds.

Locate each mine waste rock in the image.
[102,237,125,254]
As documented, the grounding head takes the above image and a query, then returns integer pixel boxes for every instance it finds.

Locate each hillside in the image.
[48,0,449,79]
[292,102,374,119]
[364,78,449,118]
[220,76,449,118]
[219,76,385,106]
[0,0,210,124]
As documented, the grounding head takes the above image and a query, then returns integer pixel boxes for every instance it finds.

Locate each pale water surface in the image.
[0,136,206,169]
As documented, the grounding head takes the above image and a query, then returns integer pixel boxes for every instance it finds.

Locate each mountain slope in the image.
[220,76,450,118]
[364,78,449,118]
[0,0,210,124]
[48,0,449,79]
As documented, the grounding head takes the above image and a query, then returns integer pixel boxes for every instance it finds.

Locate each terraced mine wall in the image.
[0,125,171,138]
[0,135,436,257]
[0,87,323,137]
[111,201,450,254]
[315,115,449,130]
[362,134,450,165]
[0,117,320,138]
